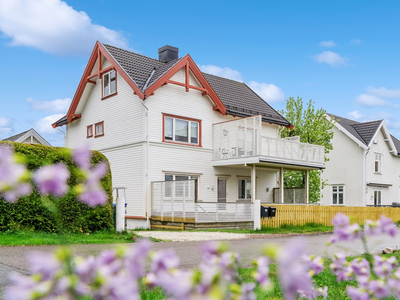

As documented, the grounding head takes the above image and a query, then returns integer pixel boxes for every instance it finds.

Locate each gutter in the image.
[142,99,150,228]
[363,148,370,206]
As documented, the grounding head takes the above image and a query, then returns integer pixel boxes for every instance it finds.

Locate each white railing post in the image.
[254,199,261,230]
[161,182,164,219]
[171,182,175,221]
[183,181,186,219]
[235,203,238,221]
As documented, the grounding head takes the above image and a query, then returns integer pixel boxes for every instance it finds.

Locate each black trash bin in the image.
[268,207,276,218]
[261,206,270,218]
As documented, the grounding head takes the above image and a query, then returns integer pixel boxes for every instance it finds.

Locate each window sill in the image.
[374,172,382,175]
[87,135,93,138]
[162,140,202,147]
[102,92,118,101]
[94,134,104,138]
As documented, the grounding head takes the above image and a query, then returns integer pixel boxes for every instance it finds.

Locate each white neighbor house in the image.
[322,114,400,207]
[53,42,325,229]
[2,128,51,146]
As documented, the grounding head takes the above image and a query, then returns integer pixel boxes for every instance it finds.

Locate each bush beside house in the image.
[0,142,114,233]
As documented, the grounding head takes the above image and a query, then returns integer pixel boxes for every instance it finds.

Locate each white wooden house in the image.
[2,128,51,146]
[321,114,400,207]
[53,42,325,229]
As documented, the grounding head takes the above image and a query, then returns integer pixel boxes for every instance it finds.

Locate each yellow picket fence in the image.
[261,204,400,228]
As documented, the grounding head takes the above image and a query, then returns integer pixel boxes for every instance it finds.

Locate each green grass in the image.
[194,222,333,235]
[0,230,143,246]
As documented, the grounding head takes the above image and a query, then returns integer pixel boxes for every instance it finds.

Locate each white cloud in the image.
[355,94,390,107]
[365,86,400,99]
[319,40,336,47]
[199,65,243,81]
[34,114,64,134]
[247,81,285,102]
[347,111,364,120]
[0,116,11,127]
[350,39,361,45]
[26,97,71,113]
[314,51,346,66]
[0,0,130,55]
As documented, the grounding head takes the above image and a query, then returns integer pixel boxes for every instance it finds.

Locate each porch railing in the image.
[151,180,253,223]
[213,115,324,164]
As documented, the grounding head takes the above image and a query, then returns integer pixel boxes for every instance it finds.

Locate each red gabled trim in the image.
[59,42,144,126]
[144,55,226,115]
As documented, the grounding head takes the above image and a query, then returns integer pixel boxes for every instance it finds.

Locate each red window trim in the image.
[101,69,118,100]
[162,113,202,147]
[94,121,104,138]
[87,125,93,138]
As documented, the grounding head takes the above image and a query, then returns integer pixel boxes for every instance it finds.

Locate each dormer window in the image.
[103,70,116,98]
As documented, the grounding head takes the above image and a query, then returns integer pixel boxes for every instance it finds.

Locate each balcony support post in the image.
[305,170,309,203]
[251,164,256,203]
[279,167,284,203]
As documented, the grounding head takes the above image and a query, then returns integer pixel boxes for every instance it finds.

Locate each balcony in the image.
[212,115,325,169]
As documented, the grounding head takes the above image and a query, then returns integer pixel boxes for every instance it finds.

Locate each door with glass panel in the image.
[374,190,382,206]
[218,178,227,211]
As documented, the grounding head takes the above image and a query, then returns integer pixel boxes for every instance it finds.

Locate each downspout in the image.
[363,148,370,206]
[142,100,150,228]
[56,128,67,147]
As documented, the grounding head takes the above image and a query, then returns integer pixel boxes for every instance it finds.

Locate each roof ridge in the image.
[102,43,163,64]
[329,113,360,124]
[352,119,383,126]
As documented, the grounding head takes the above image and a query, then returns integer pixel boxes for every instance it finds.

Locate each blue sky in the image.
[0,0,399,146]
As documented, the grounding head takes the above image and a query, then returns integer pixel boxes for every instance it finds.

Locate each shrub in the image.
[0,142,113,233]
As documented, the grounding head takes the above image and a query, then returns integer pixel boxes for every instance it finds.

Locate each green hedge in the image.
[0,142,114,233]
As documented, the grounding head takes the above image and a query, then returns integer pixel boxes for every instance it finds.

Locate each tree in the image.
[278,97,335,203]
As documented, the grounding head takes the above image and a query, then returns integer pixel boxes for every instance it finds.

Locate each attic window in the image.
[103,70,116,98]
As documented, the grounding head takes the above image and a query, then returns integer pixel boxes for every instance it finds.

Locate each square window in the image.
[163,114,201,146]
[332,185,344,205]
[87,125,93,138]
[95,122,104,137]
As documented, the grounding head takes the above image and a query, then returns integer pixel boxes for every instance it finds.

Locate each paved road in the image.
[1,233,400,288]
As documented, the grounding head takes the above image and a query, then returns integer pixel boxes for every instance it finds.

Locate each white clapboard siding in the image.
[102,144,144,216]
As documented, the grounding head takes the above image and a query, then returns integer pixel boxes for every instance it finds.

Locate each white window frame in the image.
[102,70,116,98]
[164,173,200,200]
[332,185,345,205]
[164,116,200,145]
[238,177,252,201]
[374,153,382,174]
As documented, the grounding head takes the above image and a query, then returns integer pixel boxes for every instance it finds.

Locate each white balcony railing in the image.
[151,180,253,223]
[213,115,324,164]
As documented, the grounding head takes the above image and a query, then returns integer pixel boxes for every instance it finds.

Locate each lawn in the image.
[140,251,400,299]
[0,230,142,246]
[197,222,333,235]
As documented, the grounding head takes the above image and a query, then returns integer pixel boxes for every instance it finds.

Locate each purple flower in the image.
[350,258,370,277]
[78,162,108,206]
[367,279,390,298]
[150,249,180,273]
[303,255,324,275]
[125,240,152,279]
[331,213,362,243]
[347,286,370,300]
[33,164,70,197]
[253,256,271,288]
[73,144,91,170]
[239,282,256,300]
[373,255,397,277]
[28,251,60,280]
[365,215,398,238]
[0,146,31,202]
[277,238,314,300]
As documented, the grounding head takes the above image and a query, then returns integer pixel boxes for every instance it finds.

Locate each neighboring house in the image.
[2,128,51,146]
[322,114,400,207]
[53,42,325,229]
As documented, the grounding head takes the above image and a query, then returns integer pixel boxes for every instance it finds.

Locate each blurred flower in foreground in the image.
[0,146,31,202]
[33,164,70,197]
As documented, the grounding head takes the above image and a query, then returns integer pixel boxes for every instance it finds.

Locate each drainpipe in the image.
[56,128,67,147]
[142,100,150,228]
[363,148,370,207]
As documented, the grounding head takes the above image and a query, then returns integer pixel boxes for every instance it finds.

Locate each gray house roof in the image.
[2,128,51,146]
[100,44,291,127]
[328,113,400,155]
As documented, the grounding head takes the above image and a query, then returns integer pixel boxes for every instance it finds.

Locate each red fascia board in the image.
[144,55,226,115]
[65,42,144,124]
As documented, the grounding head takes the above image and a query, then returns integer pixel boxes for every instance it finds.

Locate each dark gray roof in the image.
[2,130,30,142]
[203,73,290,126]
[101,44,291,127]
[328,113,383,146]
[391,135,400,155]
[54,115,68,128]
